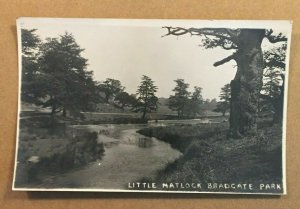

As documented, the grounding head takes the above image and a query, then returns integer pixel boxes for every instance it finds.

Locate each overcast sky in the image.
[18,19,291,100]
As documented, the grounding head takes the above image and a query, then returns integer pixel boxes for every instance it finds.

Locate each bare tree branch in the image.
[162,27,190,37]
[225,29,240,38]
[222,41,238,50]
[162,27,238,44]
[190,28,234,41]
[266,35,287,43]
[218,28,240,43]
[213,53,237,67]
[265,29,287,43]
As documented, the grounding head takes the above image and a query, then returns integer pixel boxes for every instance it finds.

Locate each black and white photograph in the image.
[13,18,292,194]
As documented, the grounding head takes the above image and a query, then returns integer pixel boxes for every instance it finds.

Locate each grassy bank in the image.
[138,122,283,193]
[137,123,229,152]
[15,116,105,187]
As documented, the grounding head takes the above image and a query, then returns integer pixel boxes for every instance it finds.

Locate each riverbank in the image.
[15,116,182,189]
[137,122,283,193]
[138,122,229,152]
[14,116,105,187]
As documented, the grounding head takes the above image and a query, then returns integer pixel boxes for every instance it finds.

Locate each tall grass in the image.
[138,122,283,192]
[137,123,228,152]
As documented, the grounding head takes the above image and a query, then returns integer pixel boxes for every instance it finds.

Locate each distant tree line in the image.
[96,76,158,119]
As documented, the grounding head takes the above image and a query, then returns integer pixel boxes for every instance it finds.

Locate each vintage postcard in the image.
[13,18,292,194]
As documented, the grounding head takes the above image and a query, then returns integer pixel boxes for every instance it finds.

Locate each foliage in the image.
[168,80,204,118]
[98,78,125,102]
[264,43,287,70]
[168,79,190,118]
[163,26,288,137]
[21,30,100,117]
[135,75,158,119]
[262,43,286,98]
[262,68,282,99]
[21,29,41,55]
[184,86,204,118]
[114,92,138,110]
[21,29,42,103]
[260,43,286,120]
[214,84,231,116]
[202,98,217,111]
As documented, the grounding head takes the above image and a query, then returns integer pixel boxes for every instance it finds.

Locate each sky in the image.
[18,19,291,100]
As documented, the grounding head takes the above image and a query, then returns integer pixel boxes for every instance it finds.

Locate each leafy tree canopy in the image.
[168,79,190,118]
[214,84,231,116]
[135,75,158,119]
[21,30,99,117]
[114,92,137,110]
[98,78,125,103]
[184,86,203,118]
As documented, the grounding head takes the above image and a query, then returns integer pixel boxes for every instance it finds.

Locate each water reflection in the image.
[138,137,153,148]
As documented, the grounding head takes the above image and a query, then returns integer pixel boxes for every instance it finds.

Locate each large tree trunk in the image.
[142,103,147,119]
[229,29,265,138]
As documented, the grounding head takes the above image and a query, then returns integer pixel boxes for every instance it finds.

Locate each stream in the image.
[35,124,182,189]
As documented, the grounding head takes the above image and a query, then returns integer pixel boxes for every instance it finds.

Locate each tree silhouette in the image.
[163,27,287,137]
[38,33,98,117]
[168,79,190,118]
[21,29,42,104]
[261,43,287,123]
[185,86,203,118]
[135,75,158,119]
[114,92,137,110]
[99,78,125,103]
[214,84,231,116]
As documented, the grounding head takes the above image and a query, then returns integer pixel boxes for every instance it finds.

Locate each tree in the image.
[202,98,217,111]
[184,86,203,118]
[262,68,281,99]
[114,92,137,110]
[38,32,98,117]
[163,27,287,137]
[20,29,42,103]
[214,84,231,116]
[135,75,158,119]
[261,43,287,123]
[168,79,190,118]
[21,29,41,54]
[98,78,125,103]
